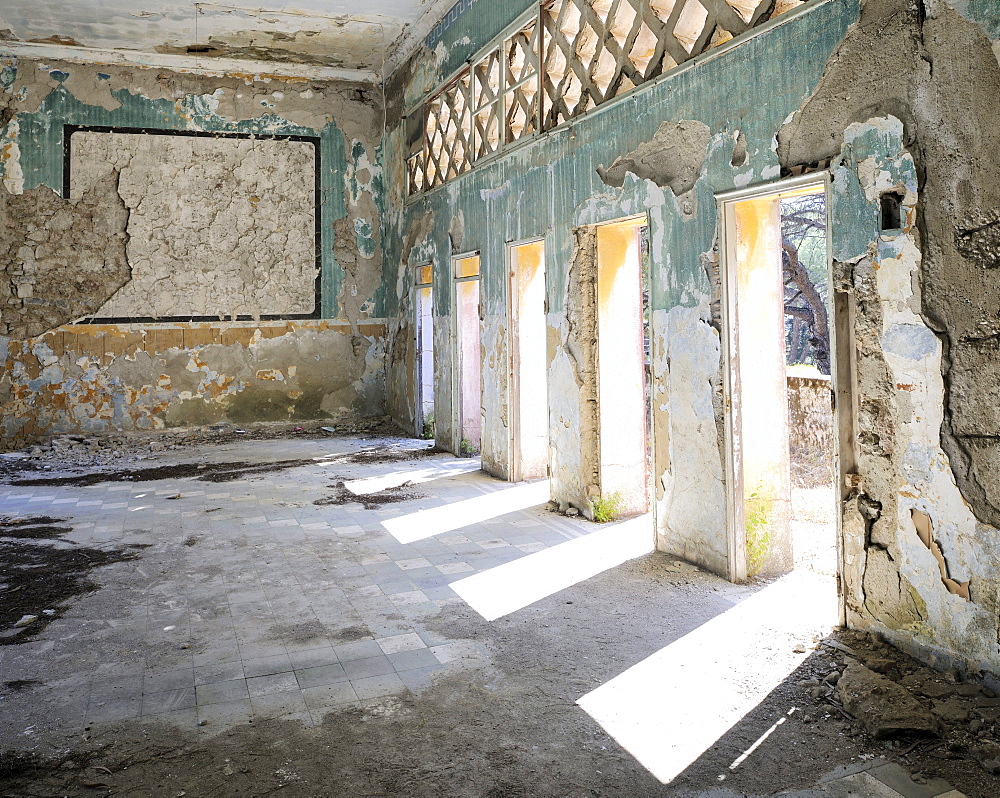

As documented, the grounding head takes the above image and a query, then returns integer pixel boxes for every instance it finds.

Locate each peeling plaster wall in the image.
[385,0,860,540]
[0,321,385,443]
[0,55,386,443]
[776,0,1000,674]
[386,0,1000,674]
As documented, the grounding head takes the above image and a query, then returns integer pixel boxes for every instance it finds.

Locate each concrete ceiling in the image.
[0,0,449,80]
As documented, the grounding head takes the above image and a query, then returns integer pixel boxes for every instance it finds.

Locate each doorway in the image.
[595,216,651,518]
[718,176,839,584]
[508,239,549,482]
[414,263,434,439]
[453,253,482,456]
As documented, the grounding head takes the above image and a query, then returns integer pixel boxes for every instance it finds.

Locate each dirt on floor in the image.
[0,517,145,646]
[1,427,998,797]
[314,481,425,510]
[2,552,1000,796]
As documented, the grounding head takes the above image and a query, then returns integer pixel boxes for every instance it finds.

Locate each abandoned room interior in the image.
[1,0,999,795]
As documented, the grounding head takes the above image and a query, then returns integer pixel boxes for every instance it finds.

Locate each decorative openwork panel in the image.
[472,49,502,159]
[411,0,807,195]
[542,0,780,128]
[425,72,474,188]
[504,19,541,144]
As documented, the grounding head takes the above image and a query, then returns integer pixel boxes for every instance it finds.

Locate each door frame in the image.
[506,236,547,483]
[451,251,482,455]
[413,262,434,439]
[716,173,845,605]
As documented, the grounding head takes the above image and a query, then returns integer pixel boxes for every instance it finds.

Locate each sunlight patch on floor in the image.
[380,480,551,544]
[450,514,655,621]
[577,569,837,784]
[342,460,481,495]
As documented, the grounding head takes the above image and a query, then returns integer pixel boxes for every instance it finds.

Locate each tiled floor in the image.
[0,436,601,733]
[782,759,965,797]
[0,435,969,796]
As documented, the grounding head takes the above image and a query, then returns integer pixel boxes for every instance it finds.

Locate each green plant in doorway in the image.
[421,415,435,440]
[590,491,623,523]
[459,437,478,457]
[745,484,775,577]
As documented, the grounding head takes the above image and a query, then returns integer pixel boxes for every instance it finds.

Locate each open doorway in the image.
[508,239,549,482]
[718,176,838,584]
[595,216,651,518]
[414,263,434,440]
[453,253,482,456]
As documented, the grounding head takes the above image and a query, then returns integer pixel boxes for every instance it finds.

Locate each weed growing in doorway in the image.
[459,438,478,457]
[745,486,775,577]
[590,492,623,523]
[421,415,435,440]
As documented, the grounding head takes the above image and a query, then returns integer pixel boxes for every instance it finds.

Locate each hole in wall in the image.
[880,191,904,232]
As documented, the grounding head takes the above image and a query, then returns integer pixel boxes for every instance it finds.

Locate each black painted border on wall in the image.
[63,124,323,324]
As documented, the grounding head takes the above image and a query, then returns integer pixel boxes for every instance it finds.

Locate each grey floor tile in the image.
[196,678,249,706]
[388,648,440,673]
[250,690,310,719]
[287,646,339,670]
[143,668,196,693]
[247,672,299,697]
[869,763,955,798]
[194,660,245,685]
[342,655,394,680]
[396,665,442,693]
[334,639,383,662]
[295,663,348,689]
[300,682,359,710]
[243,653,294,678]
[142,687,197,715]
[351,673,407,701]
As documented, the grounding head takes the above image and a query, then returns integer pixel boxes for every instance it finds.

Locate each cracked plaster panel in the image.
[777,0,1000,529]
[479,312,509,480]
[0,174,130,338]
[0,322,384,445]
[71,131,316,319]
[652,304,728,575]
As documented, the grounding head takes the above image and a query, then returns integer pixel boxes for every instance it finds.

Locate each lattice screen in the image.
[504,20,541,144]
[410,0,802,195]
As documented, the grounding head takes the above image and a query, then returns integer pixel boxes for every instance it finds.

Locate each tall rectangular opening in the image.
[719,176,840,587]
[454,254,482,455]
[414,263,435,439]
[595,216,651,517]
[508,239,549,482]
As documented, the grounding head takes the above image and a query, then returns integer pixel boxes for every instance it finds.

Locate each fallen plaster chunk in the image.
[837,662,940,738]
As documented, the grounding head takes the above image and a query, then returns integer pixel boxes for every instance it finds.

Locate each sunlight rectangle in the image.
[380,480,551,544]
[576,570,837,784]
[450,514,654,621]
